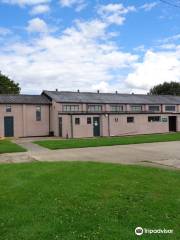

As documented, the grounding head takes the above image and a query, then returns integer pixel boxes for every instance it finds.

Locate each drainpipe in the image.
[108,114,110,136]
[70,115,73,138]
[49,104,51,136]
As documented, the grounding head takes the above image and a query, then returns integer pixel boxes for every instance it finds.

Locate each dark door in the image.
[93,117,100,137]
[4,116,14,137]
[59,117,62,137]
[169,116,177,132]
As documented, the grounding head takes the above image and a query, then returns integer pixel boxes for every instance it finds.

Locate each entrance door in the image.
[59,117,62,137]
[169,116,177,132]
[93,117,100,137]
[4,116,14,137]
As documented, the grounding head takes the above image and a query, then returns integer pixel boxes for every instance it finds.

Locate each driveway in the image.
[0,139,180,169]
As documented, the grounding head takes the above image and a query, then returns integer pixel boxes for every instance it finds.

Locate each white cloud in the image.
[1,0,50,6]
[126,49,180,91]
[0,18,138,93]
[140,2,158,11]
[97,3,136,25]
[30,4,50,14]
[26,18,49,33]
[0,27,12,36]
[59,0,86,11]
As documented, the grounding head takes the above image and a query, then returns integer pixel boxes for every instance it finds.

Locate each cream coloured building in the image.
[0,90,180,138]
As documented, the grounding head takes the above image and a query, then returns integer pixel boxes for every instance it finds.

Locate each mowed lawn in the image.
[0,162,179,240]
[0,139,26,154]
[34,132,180,150]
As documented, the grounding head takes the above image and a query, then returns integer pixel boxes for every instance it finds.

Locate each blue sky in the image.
[0,0,180,94]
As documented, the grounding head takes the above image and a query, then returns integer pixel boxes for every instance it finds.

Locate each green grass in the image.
[0,162,179,240]
[0,139,26,154]
[34,132,180,150]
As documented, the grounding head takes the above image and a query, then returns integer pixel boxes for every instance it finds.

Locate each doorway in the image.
[59,117,63,137]
[4,116,14,137]
[169,116,177,132]
[93,117,100,137]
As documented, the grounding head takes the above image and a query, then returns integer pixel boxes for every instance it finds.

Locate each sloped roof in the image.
[0,94,50,104]
[43,90,180,104]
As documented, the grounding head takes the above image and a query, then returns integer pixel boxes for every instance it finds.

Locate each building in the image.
[0,90,180,138]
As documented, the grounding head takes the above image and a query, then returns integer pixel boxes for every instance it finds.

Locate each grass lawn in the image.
[34,132,180,150]
[0,139,26,154]
[0,162,179,240]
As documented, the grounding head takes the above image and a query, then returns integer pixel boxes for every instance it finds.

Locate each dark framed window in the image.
[148,105,160,112]
[131,105,142,112]
[36,105,41,121]
[75,117,80,125]
[87,105,102,112]
[111,105,123,112]
[148,116,160,122]
[165,105,176,112]
[63,105,79,112]
[87,117,91,124]
[6,105,11,112]
[127,117,134,123]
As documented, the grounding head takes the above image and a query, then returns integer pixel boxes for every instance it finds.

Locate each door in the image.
[4,116,14,137]
[59,117,62,137]
[93,117,100,137]
[169,116,177,132]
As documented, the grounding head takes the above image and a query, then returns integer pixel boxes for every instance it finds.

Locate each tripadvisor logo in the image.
[135,226,173,236]
[135,227,143,236]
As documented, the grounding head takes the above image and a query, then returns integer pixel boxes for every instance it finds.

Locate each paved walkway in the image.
[0,139,180,169]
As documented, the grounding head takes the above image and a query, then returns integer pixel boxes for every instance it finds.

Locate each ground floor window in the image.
[148,116,160,122]
[75,117,80,125]
[87,117,91,124]
[127,117,134,123]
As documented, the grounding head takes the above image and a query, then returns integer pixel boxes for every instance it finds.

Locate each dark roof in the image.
[0,94,50,104]
[43,91,180,104]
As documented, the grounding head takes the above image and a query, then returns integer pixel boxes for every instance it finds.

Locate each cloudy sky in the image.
[0,0,180,94]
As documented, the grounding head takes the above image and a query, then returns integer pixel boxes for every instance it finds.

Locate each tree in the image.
[0,72,20,94]
[149,82,180,96]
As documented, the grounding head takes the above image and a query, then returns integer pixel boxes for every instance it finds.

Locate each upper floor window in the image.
[6,105,11,112]
[165,105,176,112]
[131,105,142,112]
[63,105,79,112]
[148,105,160,112]
[36,105,41,121]
[111,105,123,112]
[87,105,102,112]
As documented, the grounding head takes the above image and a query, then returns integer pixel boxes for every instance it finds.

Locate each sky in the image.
[0,0,180,94]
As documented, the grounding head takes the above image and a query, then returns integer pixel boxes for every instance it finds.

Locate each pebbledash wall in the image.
[0,91,180,138]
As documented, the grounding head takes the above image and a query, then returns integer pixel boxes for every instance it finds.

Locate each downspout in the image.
[108,114,110,137]
[70,114,73,138]
[49,104,51,136]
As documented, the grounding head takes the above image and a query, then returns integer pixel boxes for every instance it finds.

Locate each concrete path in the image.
[0,139,180,169]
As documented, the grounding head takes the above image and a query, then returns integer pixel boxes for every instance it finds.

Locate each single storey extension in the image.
[0,90,180,138]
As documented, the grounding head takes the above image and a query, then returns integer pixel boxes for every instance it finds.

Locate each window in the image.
[6,105,11,112]
[148,105,160,112]
[87,117,91,124]
[63,105,79,112]
[36,105,41,121]
[75,117,80,125]
[127,117,134,123]
[131,105,142,112]
[111,105,123,112]
[165,105,176,112]
[88,105,102,112]
[148,116,160,122]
